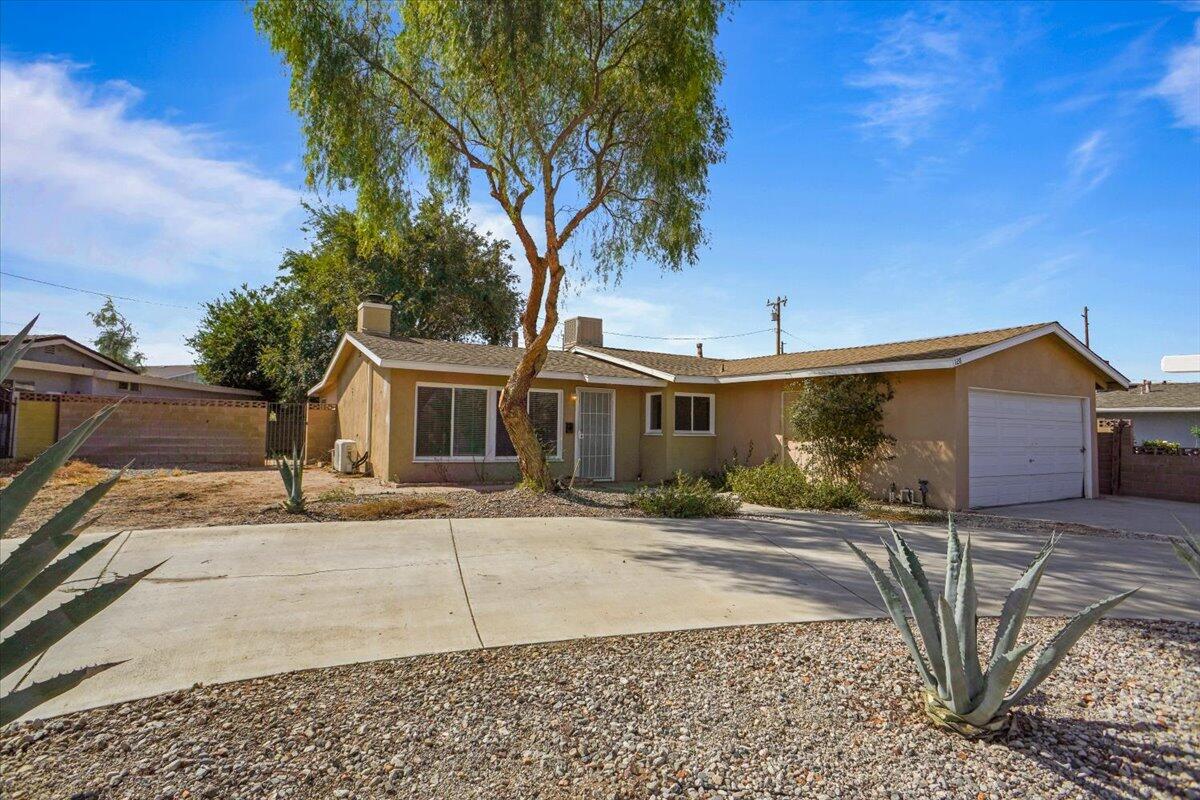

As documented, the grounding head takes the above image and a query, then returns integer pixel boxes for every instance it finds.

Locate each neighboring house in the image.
[1097,381,1200,446]
[1,335,259,399]
[311,302,1129,510]
[143,363,203,383]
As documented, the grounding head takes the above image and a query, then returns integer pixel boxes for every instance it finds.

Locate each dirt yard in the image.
[1,461,641,538]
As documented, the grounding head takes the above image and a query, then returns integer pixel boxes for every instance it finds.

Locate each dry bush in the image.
[52,461,114,487]
[337,496,450,520]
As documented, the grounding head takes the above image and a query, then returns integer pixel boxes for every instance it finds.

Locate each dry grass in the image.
[336,496,451,520]
[861,501,945,525]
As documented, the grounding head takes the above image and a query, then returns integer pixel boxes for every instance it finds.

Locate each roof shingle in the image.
[582,323,1051,378]
[348,331,651,380]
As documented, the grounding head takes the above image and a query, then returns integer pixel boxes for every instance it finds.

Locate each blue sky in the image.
[1,1,1197,380]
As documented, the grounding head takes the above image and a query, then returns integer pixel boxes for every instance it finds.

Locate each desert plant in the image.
[276,447,305,513]
[726,462,862,510]
[1,318,162,726]
[1171,531,1200,580]
[632,471,740,518]
[1140,438,1181,453]
[845,516,1136,738]
[785,374,895,482]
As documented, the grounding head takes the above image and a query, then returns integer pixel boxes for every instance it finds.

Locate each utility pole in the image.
[1081,306,1090,348]
[767,295,788,355]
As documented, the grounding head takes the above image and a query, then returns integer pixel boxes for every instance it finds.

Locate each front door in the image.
[576,389,614,480]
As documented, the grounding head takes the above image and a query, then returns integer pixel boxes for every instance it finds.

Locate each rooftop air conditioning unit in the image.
[333,439,358,474]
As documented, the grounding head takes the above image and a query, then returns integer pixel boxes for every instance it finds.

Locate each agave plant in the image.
[1171,531,1200,580]
[0,318,162,726]
[276,446,305,513]
[845,516,1136,738]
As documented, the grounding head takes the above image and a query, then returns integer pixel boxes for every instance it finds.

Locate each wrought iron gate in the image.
[0,385,14,459]
[265,402,307,458]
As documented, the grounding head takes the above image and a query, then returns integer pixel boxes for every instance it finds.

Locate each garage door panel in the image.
[968,389,1085,508]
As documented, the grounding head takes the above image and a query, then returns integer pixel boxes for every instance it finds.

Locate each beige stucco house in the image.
[310,302,1130,510]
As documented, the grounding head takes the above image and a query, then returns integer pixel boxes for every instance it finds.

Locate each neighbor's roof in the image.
[0,333,138,374]
[574,322,1130,386]
[1097,382,1200,411]
[142,364,198,379]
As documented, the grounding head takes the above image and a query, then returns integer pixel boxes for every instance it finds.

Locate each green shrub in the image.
[725,462,863,510]
[1141,438,1181,453]
[632,471,740,518]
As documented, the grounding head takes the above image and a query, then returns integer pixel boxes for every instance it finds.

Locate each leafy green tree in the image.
[88,298,145,369]
[786,375,896,484]
[188,285,287,397]
[252,0,729,489]
[189,199,520,401]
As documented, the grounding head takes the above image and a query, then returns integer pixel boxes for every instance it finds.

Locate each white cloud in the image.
[0,59,302,285]
[1067,129,1116,194]
[972,213,1048,252]
[850,7,1004,147]
[1151,20,1200,130]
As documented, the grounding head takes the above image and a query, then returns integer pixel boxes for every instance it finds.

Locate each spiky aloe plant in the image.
[276,446,305,513]
[0,318,162,726]
[1172,531,1200,580]
[845,516,1136,738]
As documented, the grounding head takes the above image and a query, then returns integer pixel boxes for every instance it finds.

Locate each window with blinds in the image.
[495,390,559,458]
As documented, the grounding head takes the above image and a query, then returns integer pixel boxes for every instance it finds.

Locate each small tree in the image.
[252,0,729,489]
[88,299,145,369]
[786,374,895,483]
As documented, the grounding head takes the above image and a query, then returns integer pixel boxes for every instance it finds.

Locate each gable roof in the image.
[0,334,138,373]
[1097,382,1200,411]
[574,322,1130,387]
[143,364,198,379]
[308,331,665,394]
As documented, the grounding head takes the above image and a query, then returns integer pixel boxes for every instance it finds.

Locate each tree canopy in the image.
[88,298,145,369]
[253,0,729,488]
[188,198,520,401]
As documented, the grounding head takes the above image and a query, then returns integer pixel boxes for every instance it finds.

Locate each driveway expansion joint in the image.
[448,519,486,649]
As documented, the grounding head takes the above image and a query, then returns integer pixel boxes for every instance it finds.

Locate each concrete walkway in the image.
[984,496,1200,537]
[2,514,1196,720]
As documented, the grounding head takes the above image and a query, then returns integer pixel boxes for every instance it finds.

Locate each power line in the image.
[605,328,774,341]
[780,328,821,352]
[0,270,202,311]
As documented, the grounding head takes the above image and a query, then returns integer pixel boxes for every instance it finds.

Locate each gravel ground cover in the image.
[2,618,1194,800]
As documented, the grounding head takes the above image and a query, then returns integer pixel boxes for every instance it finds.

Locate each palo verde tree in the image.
[252,0,729,489]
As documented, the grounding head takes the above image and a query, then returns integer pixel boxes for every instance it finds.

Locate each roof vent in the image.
[563,317,603,350]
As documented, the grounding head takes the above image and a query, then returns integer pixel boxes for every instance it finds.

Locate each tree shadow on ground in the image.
[1007,713,1197,799]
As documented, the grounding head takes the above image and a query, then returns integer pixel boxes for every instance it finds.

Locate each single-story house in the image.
[1,335,259,400]
[1098,381,1200,446]
[309,301,1130,510]
[142,363,203,384]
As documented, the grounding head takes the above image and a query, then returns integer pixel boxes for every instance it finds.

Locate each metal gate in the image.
[0,385,14,459]
[265,402,307,458]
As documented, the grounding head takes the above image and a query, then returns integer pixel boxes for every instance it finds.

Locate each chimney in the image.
[562,317,603,350]
[510,331,519,347]
[696,342,704,358]
[356,294,391,336]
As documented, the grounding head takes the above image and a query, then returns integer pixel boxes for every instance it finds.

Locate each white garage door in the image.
[968,389,1086,508]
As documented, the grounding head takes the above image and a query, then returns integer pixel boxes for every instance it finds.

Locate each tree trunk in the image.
[499,350,553,491]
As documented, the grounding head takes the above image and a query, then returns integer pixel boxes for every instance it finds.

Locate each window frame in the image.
[644,392,663,435]
[413,381,563,463]
[673,392,716,436]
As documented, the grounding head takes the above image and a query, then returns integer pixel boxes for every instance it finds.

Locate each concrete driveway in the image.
[985,496,1200,537]
[2,514,1196,720]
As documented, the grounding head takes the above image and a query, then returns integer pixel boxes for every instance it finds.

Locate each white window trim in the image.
[644,392,663,435]
[412,381,563,463]
[673,392,716,436]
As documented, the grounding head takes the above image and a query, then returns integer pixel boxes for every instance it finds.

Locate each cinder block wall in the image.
[51,394,268,466]
[15,397,58,460]
[305,405,338,463]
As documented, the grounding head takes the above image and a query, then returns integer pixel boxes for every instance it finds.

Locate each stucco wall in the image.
[324,352,377,471]
[637,385,721,483]
[304,405,338,464]
[382,368,644,484]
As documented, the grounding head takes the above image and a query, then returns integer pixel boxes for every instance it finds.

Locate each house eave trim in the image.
[14,359,261,396]
[1098,406,1200,413]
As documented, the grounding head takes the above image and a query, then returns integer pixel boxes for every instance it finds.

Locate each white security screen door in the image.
[576,389,614,480]
[968,389,1086,508]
